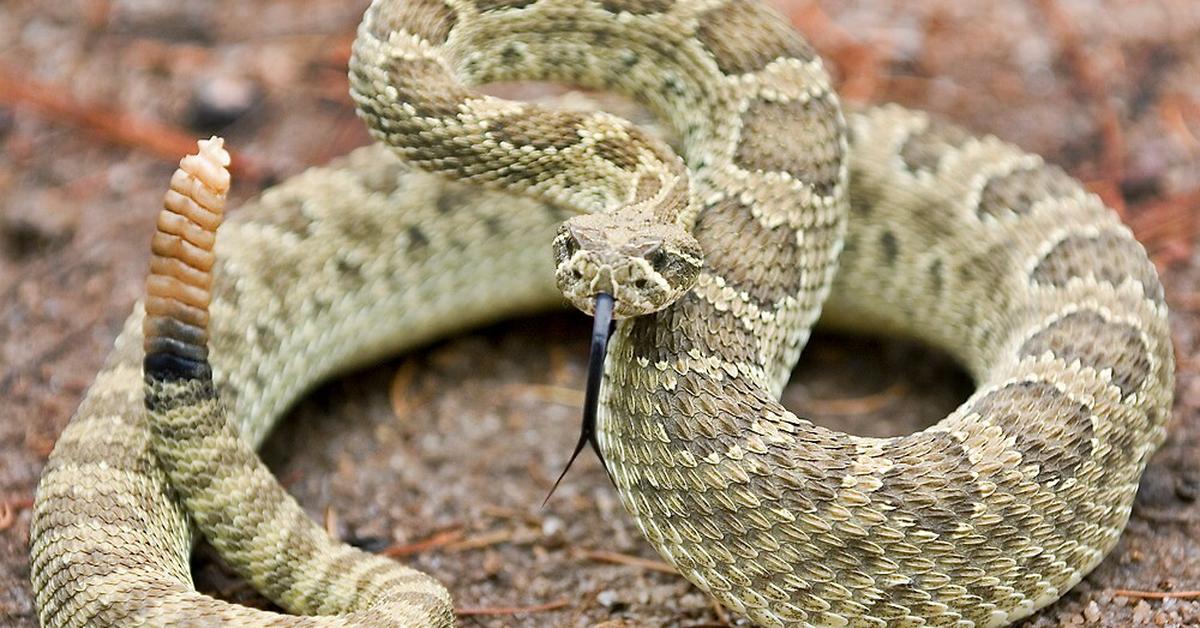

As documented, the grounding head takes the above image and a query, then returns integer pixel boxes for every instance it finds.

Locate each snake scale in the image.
[28,0,1173,626]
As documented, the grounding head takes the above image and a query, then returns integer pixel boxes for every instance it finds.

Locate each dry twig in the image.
[481,504,544,527]
[381,528,464,558]
[578,549,677,574]
[388,360,421,418]
[0,64,268,182]
[1128,188,1200,259]
[323,506,339,537]
[710,598,732,625]
[0,496,34,532]
[0,502,15,532]
[455,598,569,617]
[805,381,909,416]
[447,528,515,552]
[1134,508,1199,524]
[511,383,584,407]
[1110,589,1200,600]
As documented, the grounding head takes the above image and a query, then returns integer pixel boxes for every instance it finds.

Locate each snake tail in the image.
[141,138,456,626]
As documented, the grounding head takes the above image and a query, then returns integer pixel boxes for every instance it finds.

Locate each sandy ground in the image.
[2,0,1198,625]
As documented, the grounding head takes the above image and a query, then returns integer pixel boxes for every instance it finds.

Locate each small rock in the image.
[1133,600,1154,624]
[597,589,623,609]
[596,590,618,606]
[1175,472,1199,502]
[482,549,503,578]
[1083,600,1102,622]
[187,75,261,132]
[539,515,567,549]
[1,197,77,261]
[541,516,564,537]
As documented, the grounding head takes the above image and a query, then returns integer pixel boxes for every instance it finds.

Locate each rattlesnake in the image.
[29,0,1173,626]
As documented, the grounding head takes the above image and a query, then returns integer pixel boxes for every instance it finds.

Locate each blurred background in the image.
[1,0,1197,625]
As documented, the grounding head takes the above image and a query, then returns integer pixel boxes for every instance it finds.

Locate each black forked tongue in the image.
[544,293,617,506]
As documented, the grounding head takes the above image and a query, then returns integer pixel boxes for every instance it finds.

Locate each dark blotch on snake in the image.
[1019,310,1151,397]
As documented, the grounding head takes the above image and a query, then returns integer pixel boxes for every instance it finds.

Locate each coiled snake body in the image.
[30,0,1173,626]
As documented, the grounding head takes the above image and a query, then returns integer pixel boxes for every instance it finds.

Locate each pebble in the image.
[1175,472,1199,502]
[482,550,503,578]
[542,515,564,537]
[597,589,621,609]
[187,75,261,132]
[1133,600,1154,624]
[1,194,77,261]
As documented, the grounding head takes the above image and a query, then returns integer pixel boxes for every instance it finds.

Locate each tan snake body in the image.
[29,0,1173,626]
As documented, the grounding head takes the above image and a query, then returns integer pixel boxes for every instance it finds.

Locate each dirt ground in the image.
[2,0,1199,626]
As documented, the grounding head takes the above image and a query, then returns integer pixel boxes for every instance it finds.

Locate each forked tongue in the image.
[544,293,617,505]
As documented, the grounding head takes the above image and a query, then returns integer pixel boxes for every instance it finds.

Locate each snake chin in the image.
[554,213,702,319]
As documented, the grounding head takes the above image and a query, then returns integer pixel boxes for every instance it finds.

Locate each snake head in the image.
[553,212,702,319]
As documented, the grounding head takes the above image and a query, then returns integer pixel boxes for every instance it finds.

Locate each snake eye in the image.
[649,249,671,273]
[560,233,580,258]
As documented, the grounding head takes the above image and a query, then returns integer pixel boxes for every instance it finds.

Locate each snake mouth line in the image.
[544,293,616,505]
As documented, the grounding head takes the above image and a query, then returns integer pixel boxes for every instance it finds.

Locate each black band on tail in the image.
[144,351,212,382]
